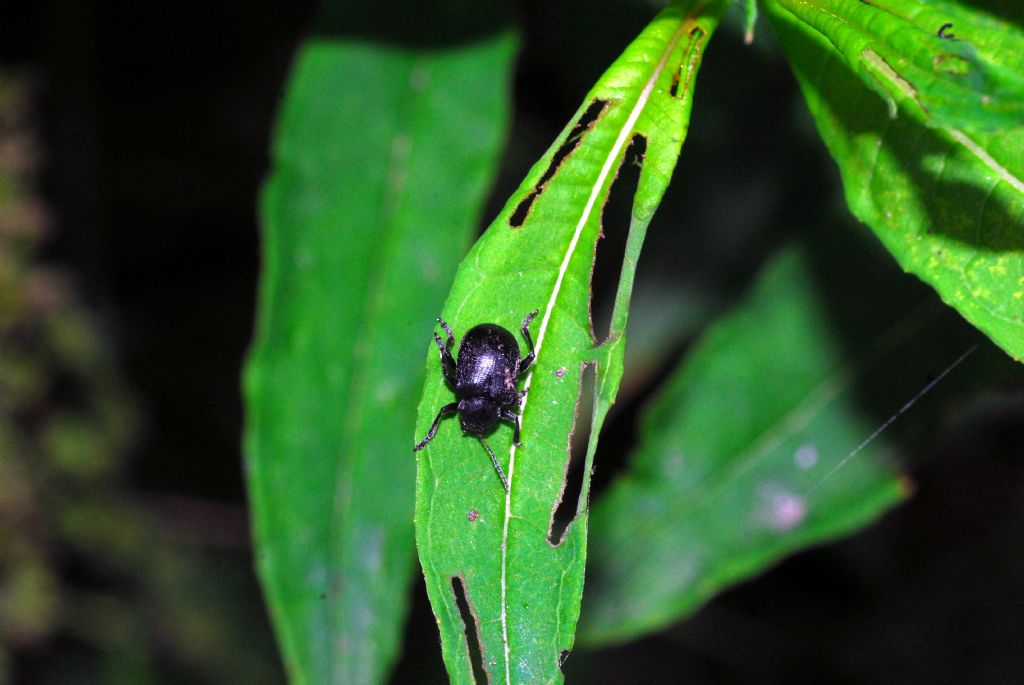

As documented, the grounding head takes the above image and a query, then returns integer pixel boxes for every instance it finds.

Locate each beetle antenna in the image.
[479,437,509,491]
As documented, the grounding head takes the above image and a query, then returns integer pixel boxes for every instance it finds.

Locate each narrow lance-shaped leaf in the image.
[765,0,1024,361]
[244,30,516,685]
[579,248,907,645]
[413,2,728,682]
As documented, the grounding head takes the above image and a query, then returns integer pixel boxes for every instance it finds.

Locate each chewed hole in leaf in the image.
[669,67,682,98]
[933,53,971,76]
[669,22,707,101]
[451,576,488,684]
[590,134,646,344]
[509,99,609,228]
[549,362,597,546]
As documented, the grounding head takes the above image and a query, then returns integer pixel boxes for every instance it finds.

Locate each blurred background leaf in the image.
[580,247,909,645]
[244,2,516,683]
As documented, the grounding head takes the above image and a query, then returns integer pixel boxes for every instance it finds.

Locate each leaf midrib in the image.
[497,12,699,682]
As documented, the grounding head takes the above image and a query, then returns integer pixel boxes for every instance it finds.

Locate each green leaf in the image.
[243,29,516,685]
[769,0,1024,130]
[765,0,1024,361]
[578,248,907,645]
[413,2,728,682]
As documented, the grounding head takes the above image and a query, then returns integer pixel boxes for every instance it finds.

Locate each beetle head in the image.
[458,396,499,435]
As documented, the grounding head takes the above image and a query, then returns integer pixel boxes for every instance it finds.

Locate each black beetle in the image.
[413,310,538,491]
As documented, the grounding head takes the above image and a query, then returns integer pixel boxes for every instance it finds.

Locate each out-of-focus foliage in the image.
[0,73,280,685]
[580,248,906,645]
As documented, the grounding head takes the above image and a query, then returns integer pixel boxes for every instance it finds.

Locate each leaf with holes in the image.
[578,248,909,645]
[243,22,516,685]
[413,2,729,682]
[764,0,1024,361]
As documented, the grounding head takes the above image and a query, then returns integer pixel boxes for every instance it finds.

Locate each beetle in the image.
[413,310,538,491]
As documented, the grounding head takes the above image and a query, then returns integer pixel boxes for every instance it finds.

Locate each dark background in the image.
[2,1,1022,683]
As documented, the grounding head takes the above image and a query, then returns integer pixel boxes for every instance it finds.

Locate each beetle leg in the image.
[500,408,523,446]
[413,402,459,452]
[438,317,455,342]
[519,309,539,372]
[479,437,509,491]
[433,317,457,385]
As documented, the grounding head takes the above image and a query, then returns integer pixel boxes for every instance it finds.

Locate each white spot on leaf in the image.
[793,443,819,470]
[760,485,807,533]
